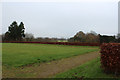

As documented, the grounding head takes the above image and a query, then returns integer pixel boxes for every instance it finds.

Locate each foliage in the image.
[4,21,25,41]
[118,38,120,43]
[0,35,2,42]
[33,37,58,42]
[24,33,34,41]
[74,31,86,42]
[117,33,120,39]
[85,33,99,43]
[22,36,67,42]
[3,41,100,46]
[2,43,99,67]
[99,35,116,43]
[68,31,99,43]
[100,43,120,75]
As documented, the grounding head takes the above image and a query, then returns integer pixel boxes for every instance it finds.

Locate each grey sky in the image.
[2,2,118,38]
[119,1,120,34]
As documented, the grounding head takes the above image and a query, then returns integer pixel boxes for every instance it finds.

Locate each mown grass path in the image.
[2,43,98,67]
[3,51,99,78]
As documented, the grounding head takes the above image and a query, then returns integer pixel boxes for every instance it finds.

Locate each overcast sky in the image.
[2,1,118,38]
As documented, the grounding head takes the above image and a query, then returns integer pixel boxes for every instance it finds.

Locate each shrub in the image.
[100,43,120,75]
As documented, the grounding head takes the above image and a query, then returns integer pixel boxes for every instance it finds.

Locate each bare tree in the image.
[24,33,34,41]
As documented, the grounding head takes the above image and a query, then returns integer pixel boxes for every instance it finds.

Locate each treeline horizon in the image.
[1,21,120,43]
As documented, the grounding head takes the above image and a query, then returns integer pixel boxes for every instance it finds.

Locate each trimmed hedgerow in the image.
[100,43,120,75]
[2,41,100,46]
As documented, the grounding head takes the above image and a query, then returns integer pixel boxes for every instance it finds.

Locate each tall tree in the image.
[85,33,99,43]
[74,31,86,42]
[5,21,25,41]
[68,31,99,43]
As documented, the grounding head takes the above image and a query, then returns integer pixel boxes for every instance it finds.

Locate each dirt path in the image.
[3,51,100,78]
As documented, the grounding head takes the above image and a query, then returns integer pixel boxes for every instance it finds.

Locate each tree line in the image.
[1,21,120,43]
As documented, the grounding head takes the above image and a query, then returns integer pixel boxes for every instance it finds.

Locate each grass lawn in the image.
[54,57,120,79]
[2,43,99,67]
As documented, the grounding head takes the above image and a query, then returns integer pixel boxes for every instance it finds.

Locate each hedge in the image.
[100,43,120,75]
[2,41,100,46]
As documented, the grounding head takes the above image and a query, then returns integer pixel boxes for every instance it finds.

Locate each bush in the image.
[100,43,120,75]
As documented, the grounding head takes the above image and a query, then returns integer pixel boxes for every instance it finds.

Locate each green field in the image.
[2,43,99,67]
[54,57,119,78]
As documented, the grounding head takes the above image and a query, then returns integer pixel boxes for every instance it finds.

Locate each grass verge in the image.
[54,57,120,79]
